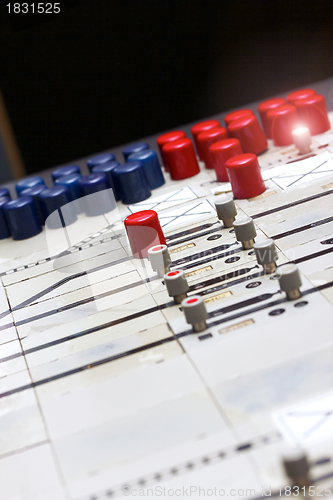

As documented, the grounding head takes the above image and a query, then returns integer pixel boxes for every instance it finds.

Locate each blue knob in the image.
[78,173,116,216]
[0,196,11,239]
[112,161,151,205]
[55,173,83,214]
[128,149,165,190]
[4,197,42,240]
[122,142,149,161]
[87,153,116,172]
[16,176,45,195]
[52,165,81,183]
[91,161,120,201]
[20,185,47,226]
[39,185,77,229]
[0,187,11,199]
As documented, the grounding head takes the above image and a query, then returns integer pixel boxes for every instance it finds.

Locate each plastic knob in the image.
[4,197,42,240]
[0,196,11,239]
[164,269,189,303]
[156,130,186,171]
[124,210,166,259]
[87,153,116,172]
[287,88,316,104]
[112,161,151,204]
[0,187,11,199]
[209,138,243,182]
[227,115,267,155]
[226,153,266,199]
[196,127,228,169]
[91,161,120,201]
[20,185,47,225]
[55,173,83,214]
[122,142,149,161]
[224,109,254,127]
[277,263,302,300]
[162,138,200,180]
[214,194,237,228]
[233,216,256,249]
[52,165,81,182]
[78,173,116,216]
[39,185,77,229]
[294,94,330,135]
[267,104,298,146]
[16,176,45,196]
[282,449,310,485]
[147,244,172,277]
[191,120,220,160]
[292,127,312,155]
[181,295,208,333]
[258,98,287,138]
[128,149,165,189]
[253,238,278,274]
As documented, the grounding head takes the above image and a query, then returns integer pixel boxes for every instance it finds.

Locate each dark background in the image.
[1,0,333,175]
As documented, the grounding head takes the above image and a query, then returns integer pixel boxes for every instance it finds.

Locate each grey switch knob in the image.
[148,244,172,277]
[181,295,208,333]
[233,216,257,249]
[164,269,189,303]
[282,448,310,488]
[253,238,278,274]
[277,263,302,300]
[214,194,237,228]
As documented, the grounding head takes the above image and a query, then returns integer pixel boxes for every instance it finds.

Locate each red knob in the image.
[294,94,330,136]
[267,104,299,146]
[196,127,228,169]
[227,115,267,155]
[224,109,254,127]
[209,138,243,182]
[226,153,265,199]
[124,210,166,259]
[258,98,287,138]
[191,120,220,160]
[287,88,316,104]
[162,138,200,180]
[156,131,186,172]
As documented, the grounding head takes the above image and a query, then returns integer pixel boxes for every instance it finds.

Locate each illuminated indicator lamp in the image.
[292,127,312,155]
[181,295,208,332]
[164,269,189,303]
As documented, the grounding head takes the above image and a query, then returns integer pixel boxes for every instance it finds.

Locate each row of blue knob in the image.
[0,144,165,240]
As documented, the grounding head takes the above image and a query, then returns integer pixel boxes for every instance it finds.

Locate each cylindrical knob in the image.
[292,127,312,155]
[0,187,11,199]
[122,142,149,162]
[148,244,172,277]
[4,197,42,240]
[55,173,83,214]
[191,120,220,160]
[156,130,186,171]
[92,161,121,201]
[87,152,116,172]
[164,269,189,303]
[210,138,243,182]
[258,98,287,138]
[181,295,208,333]
[162,138,200,180]
[20,185,47,225]
[233,216,256,249]
[0,196,11,239]
[287,88,316,104]
[294,94,330,135]
[78,173,116,216]
[283,449,310,486]
[16,176,45,196]
[214,194,237,227]
[124,210,166,259]
[227,115,267,155]
[112,161,151,204]
[52,165,81,182]
[253,238,278,273]
[267,104,298,146]
[224,109,254,127]
[128,149,165,189]
[277,263,302,300]
[226,153,266,199]
[39,186,77,229]
[196,127,228,169]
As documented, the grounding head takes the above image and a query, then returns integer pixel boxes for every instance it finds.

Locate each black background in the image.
[1,0,333,174]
